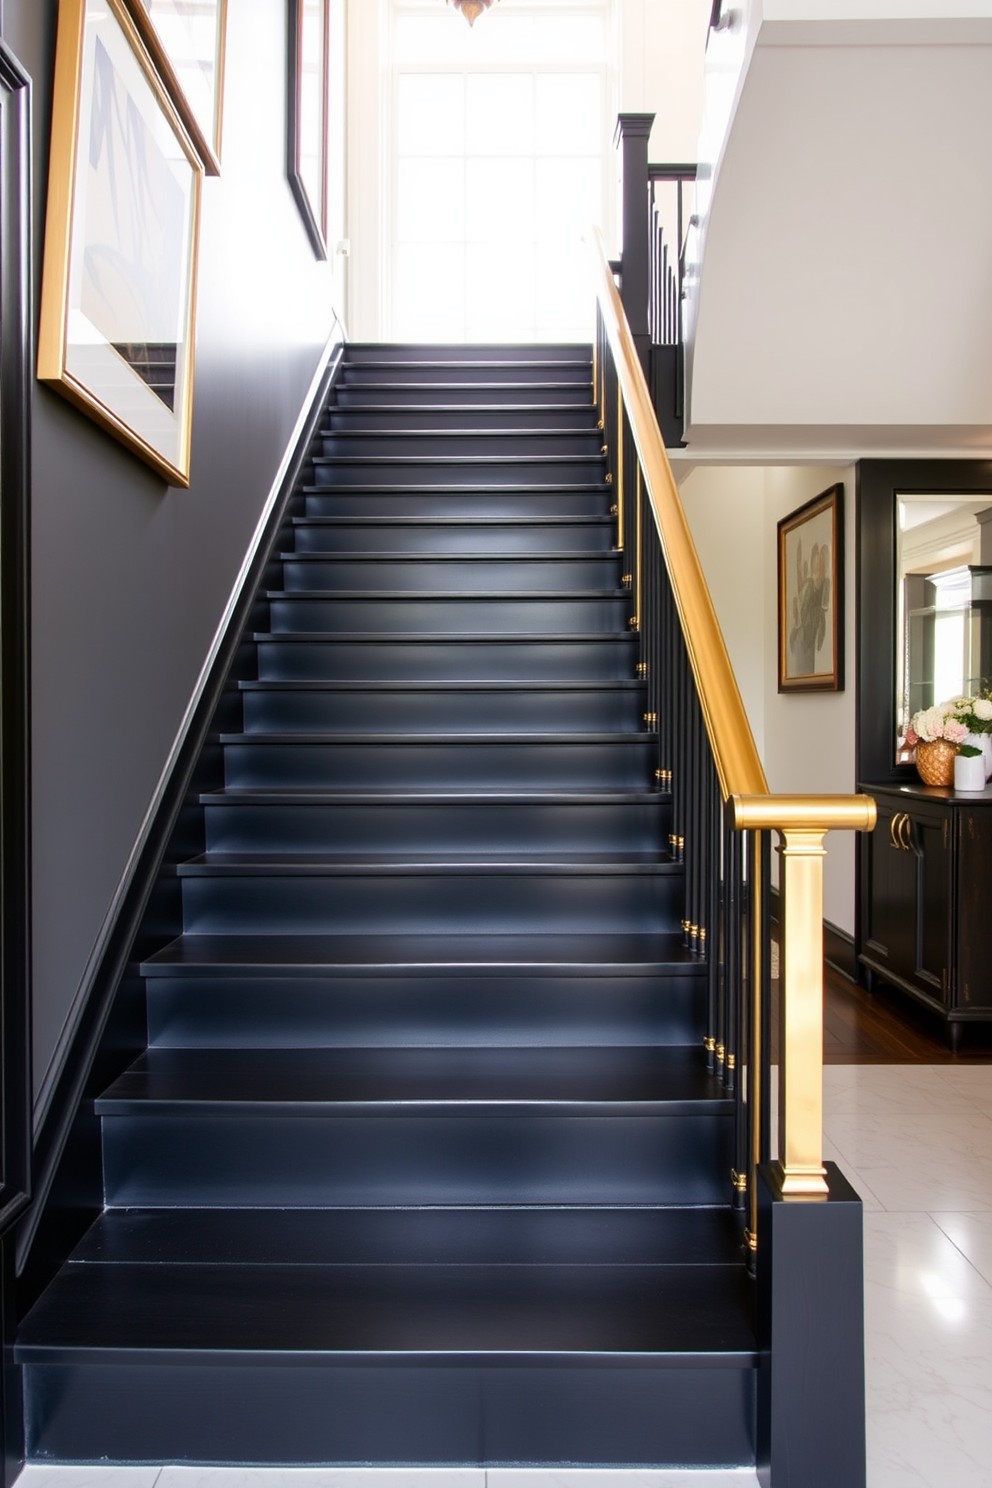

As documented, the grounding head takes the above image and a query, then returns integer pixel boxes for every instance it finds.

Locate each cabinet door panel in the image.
[864,804,917,974]
[913,814,949,1003]
[955,811,992,1011]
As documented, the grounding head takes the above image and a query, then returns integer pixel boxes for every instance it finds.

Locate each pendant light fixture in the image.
[448,0,498,25]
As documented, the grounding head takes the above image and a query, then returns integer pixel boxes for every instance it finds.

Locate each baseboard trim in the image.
[18,337,343,1282]
[768,887,857,983]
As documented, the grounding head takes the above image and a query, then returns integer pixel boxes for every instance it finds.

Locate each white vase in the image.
[954,750,986,791]
[982,734,992,781]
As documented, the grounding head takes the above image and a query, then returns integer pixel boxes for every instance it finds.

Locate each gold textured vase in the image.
[915,738,957,787]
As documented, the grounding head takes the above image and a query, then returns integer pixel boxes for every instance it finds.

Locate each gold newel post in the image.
[775,828,829,1197]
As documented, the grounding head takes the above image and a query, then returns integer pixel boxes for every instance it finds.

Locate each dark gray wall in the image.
[2,0,339,1112]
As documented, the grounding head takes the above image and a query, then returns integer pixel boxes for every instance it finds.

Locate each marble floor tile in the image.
[823,1109,992,1211]
[15,1472,161,1488]
[488,1474,758,1488]
[823,1063,976,1117]
[862,1211,992,1303]
[933,1211,992,1290]
[157,1475,484,1488]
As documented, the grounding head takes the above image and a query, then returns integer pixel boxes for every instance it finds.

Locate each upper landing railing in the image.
[613,115,696,443]
[588,222,876,1249]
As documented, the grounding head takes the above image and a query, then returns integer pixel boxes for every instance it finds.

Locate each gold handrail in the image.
[587,225,876,1210]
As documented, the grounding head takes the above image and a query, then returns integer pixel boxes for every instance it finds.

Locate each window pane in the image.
[465,74,534,157]
[397,159,464,242]
[465,244,536,338]
[397,74,464,155]
[535,240,593,337]
[535,157,601,241]
[395,243,466,340]
[466,158,534,243]
[535,74,603,156]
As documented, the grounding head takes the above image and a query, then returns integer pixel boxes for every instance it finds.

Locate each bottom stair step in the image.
[18,1209,755,1465]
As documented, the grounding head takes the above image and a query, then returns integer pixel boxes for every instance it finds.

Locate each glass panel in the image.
[535,73,602,155]
[397,158,465,242]
[535,155,601,239]
[465,243,535,337]
[394,243,465,339]
[895,494,992,761]
[465,75,534,156]
[466,158,534,242]
[140,0,223,150]
[397,74,465,155]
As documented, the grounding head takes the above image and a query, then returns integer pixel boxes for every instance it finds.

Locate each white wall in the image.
[617,0,711,164]
[684,3,992,455]
[679,462,858,934]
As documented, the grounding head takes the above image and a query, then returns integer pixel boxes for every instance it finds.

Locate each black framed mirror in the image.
[857,459,992,786]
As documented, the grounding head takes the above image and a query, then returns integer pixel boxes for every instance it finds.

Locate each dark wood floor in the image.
[823,963,992,1063]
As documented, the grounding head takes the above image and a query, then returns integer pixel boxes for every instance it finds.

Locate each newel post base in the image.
[756,1162,866,1488]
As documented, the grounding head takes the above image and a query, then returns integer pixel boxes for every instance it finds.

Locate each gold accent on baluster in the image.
[744,1229,758,1253]
[636,662,648,677]
[699,926,707,943]
[605,473,612,484]
[643,712,657,726]
[610,503,619,516]
[616,381,624,551]
[621,574,633,588]
[726,1053,736,1070]
[731,1169,747,1193]
[715,1043,726,1064]
[703,1036,716,1053]
[597,419,604,430]
[634,464,643,639]
[601,445,608,455]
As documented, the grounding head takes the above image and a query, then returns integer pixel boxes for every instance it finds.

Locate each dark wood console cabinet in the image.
[859,782,992,1047]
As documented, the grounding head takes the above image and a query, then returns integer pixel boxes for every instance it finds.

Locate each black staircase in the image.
[16,343,758,1467]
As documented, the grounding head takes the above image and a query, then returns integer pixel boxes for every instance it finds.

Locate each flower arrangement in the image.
[905,695,992,754]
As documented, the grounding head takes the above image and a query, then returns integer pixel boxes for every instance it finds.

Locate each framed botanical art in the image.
[125,0,229,175]
[288,0,330,260]
[38,0,204,487]
[777,484,845,693]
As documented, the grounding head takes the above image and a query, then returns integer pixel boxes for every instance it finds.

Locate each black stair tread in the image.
[255,631,639,643]
[279,552,619,563]
[291,515,614,526]
[219,731,654,745]
[325,404,600,417]
[67,1207,748,1267]
[178,852,676,872]
[312,457,604,468]
[265,588,628,599]
[302,482,608,494]
[17,1256,754,1363]
[238,680,644,693]
[201,788,663,803]
[140,932,702,977]
[321,428,601,439]
[95,1046,730,1112]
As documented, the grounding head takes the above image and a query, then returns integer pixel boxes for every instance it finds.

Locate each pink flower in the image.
[904,726,918,748]
[944,718,969,744]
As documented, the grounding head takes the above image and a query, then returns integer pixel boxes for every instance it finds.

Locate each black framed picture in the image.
[288,0,330,260]
[777,484,845,693]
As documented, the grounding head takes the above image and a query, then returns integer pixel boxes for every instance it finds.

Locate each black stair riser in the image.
[327,406,599,431]
[255,636,640,683]
[178,869,682,936]
[334,383,596,408]
[312,459,607,488]
[341,364,592,387]
[280,557,623,594]
[204,798,668,854]
[220,738,657,790]
[146,973,705,1049]
[319,432,604,459]
[266,595,630,635]
[99,1111,733,1208]
[22,1360,755,1467]
[292,518,614,555]
[239,684,647,734]
[304,488,611,518]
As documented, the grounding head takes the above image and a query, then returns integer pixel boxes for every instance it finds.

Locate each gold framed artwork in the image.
[38,0,204,487]
[125,0,228,176]
[777,484,845,693]
[288,0,330,260]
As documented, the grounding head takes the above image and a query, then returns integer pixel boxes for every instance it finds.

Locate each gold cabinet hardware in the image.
[897,813,912,851]
[889,813,900,849]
